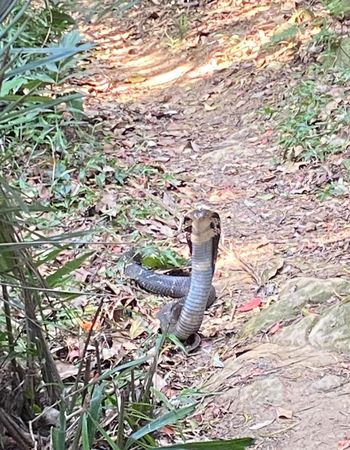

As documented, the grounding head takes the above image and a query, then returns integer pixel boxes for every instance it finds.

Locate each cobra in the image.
[124,209,221,341]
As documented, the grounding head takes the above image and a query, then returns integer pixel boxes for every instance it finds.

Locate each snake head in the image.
[184,208,221,268]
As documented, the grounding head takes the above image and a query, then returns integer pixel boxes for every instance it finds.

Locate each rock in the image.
[311,375,345,393]
[238,277,350,340]
[272,315,318,347]
[238,377,285,407]
[308,303,350,353]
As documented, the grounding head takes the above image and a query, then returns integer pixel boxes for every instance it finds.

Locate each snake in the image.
[124,208,221,343]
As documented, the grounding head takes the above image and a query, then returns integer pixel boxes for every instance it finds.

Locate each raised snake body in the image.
[125,209,220,340]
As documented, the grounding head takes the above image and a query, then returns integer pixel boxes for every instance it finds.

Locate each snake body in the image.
[124,263,216,303]
[125,209,220,340]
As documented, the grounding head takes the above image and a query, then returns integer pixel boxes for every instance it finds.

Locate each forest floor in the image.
[72,1,350,448]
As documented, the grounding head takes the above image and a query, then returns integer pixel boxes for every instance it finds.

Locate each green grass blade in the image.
[6,44,93,78]
[125,405,196,449]
[82,414,90,450]
[0,92,82,124]
[46,251,93,288]
[86,413,122,450]
[86,384,104,447]
[0,0,29,33]
[52,400,67,450]
[0,0,18,23]
[155,438,255,449]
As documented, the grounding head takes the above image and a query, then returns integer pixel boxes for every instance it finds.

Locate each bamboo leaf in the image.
[86,413,121,450]
[86,384,104,447]
[125,405,196,449]
[46,251,93,288]
[82,414,90,450]
[155,438,254,449]
[6,43,93,78]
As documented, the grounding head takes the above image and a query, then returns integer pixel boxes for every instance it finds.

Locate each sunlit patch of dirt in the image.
[76,0,321,104]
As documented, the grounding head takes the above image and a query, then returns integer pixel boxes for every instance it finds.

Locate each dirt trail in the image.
[76,1,350,448]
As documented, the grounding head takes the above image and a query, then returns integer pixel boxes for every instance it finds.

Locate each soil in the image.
[74,1,350,448]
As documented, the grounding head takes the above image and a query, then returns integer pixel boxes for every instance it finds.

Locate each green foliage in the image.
[140,246,187,270]
[277,75,350,161]
[269,24,299,45]
[321,36,350,70]
[0,1,93,172]
[272,5,350,201]
[87,0,141,22]
[322,0,350,18]
[165,14,190,49]
[0,2,253,448]
[318,179,348,200]
[173,14,190,40]
[51,340,253,450]
[156,439,254,449]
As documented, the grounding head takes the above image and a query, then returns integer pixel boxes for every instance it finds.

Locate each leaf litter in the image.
[43,0,350,447]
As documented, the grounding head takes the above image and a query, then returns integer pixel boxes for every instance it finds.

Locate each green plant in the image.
[277,75,350,161]
[322,0,350,18]
[0,1,93,175]
[51,334,253,449]
[138,246,187,270]
[269,24,299,46]
[317,179,349,200]
[173,14,189,40]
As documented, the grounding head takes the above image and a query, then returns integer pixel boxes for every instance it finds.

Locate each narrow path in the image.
[76,1,350,448]
[79,0,350,321]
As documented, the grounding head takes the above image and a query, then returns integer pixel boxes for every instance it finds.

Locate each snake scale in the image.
[124,209,221,341]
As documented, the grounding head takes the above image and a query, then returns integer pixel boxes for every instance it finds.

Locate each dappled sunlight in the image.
[216,239,276,285]
[118,49,168,71]
[143,63,194,87]
[79,0,322,105]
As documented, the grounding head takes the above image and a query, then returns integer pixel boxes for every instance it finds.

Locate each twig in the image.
[2,284,24,380]
[0,407,36,450]
[68,298,104,415]
[233,249,262,286]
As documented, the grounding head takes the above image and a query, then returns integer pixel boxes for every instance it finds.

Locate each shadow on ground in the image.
[75,1,350,448]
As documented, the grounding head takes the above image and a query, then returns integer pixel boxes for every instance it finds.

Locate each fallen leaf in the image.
[153,373,167,390]
[259,257,284,284]
[209,188,237,202]
[79,319,102,332]
[190,140,201,152]
[249,419,275,430]
[101,341,124,361]
[67,349,80,362]
[55,361,79,380]
[126,74,147,83]
[159,426,175,437]
[269,322,282,334]
[129,316,147,339]
[237,297,263,312]
[204,102,217,111]
[212,353,224,368]
[338,438,350,450]
[75,268,91,282]
[276,407,293,419]
[257,193,275,201]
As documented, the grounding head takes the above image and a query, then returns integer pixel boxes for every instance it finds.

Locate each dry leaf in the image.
[55,361,79,380]
[204,102,217,111]
[153,373,167,390]
[237,297,263,313]
[249,419,275,430]
[129,316,147,339]
[269,322,282,335]
[338,438,350,450]
[276,407,293,419]
[101,341,124,361]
